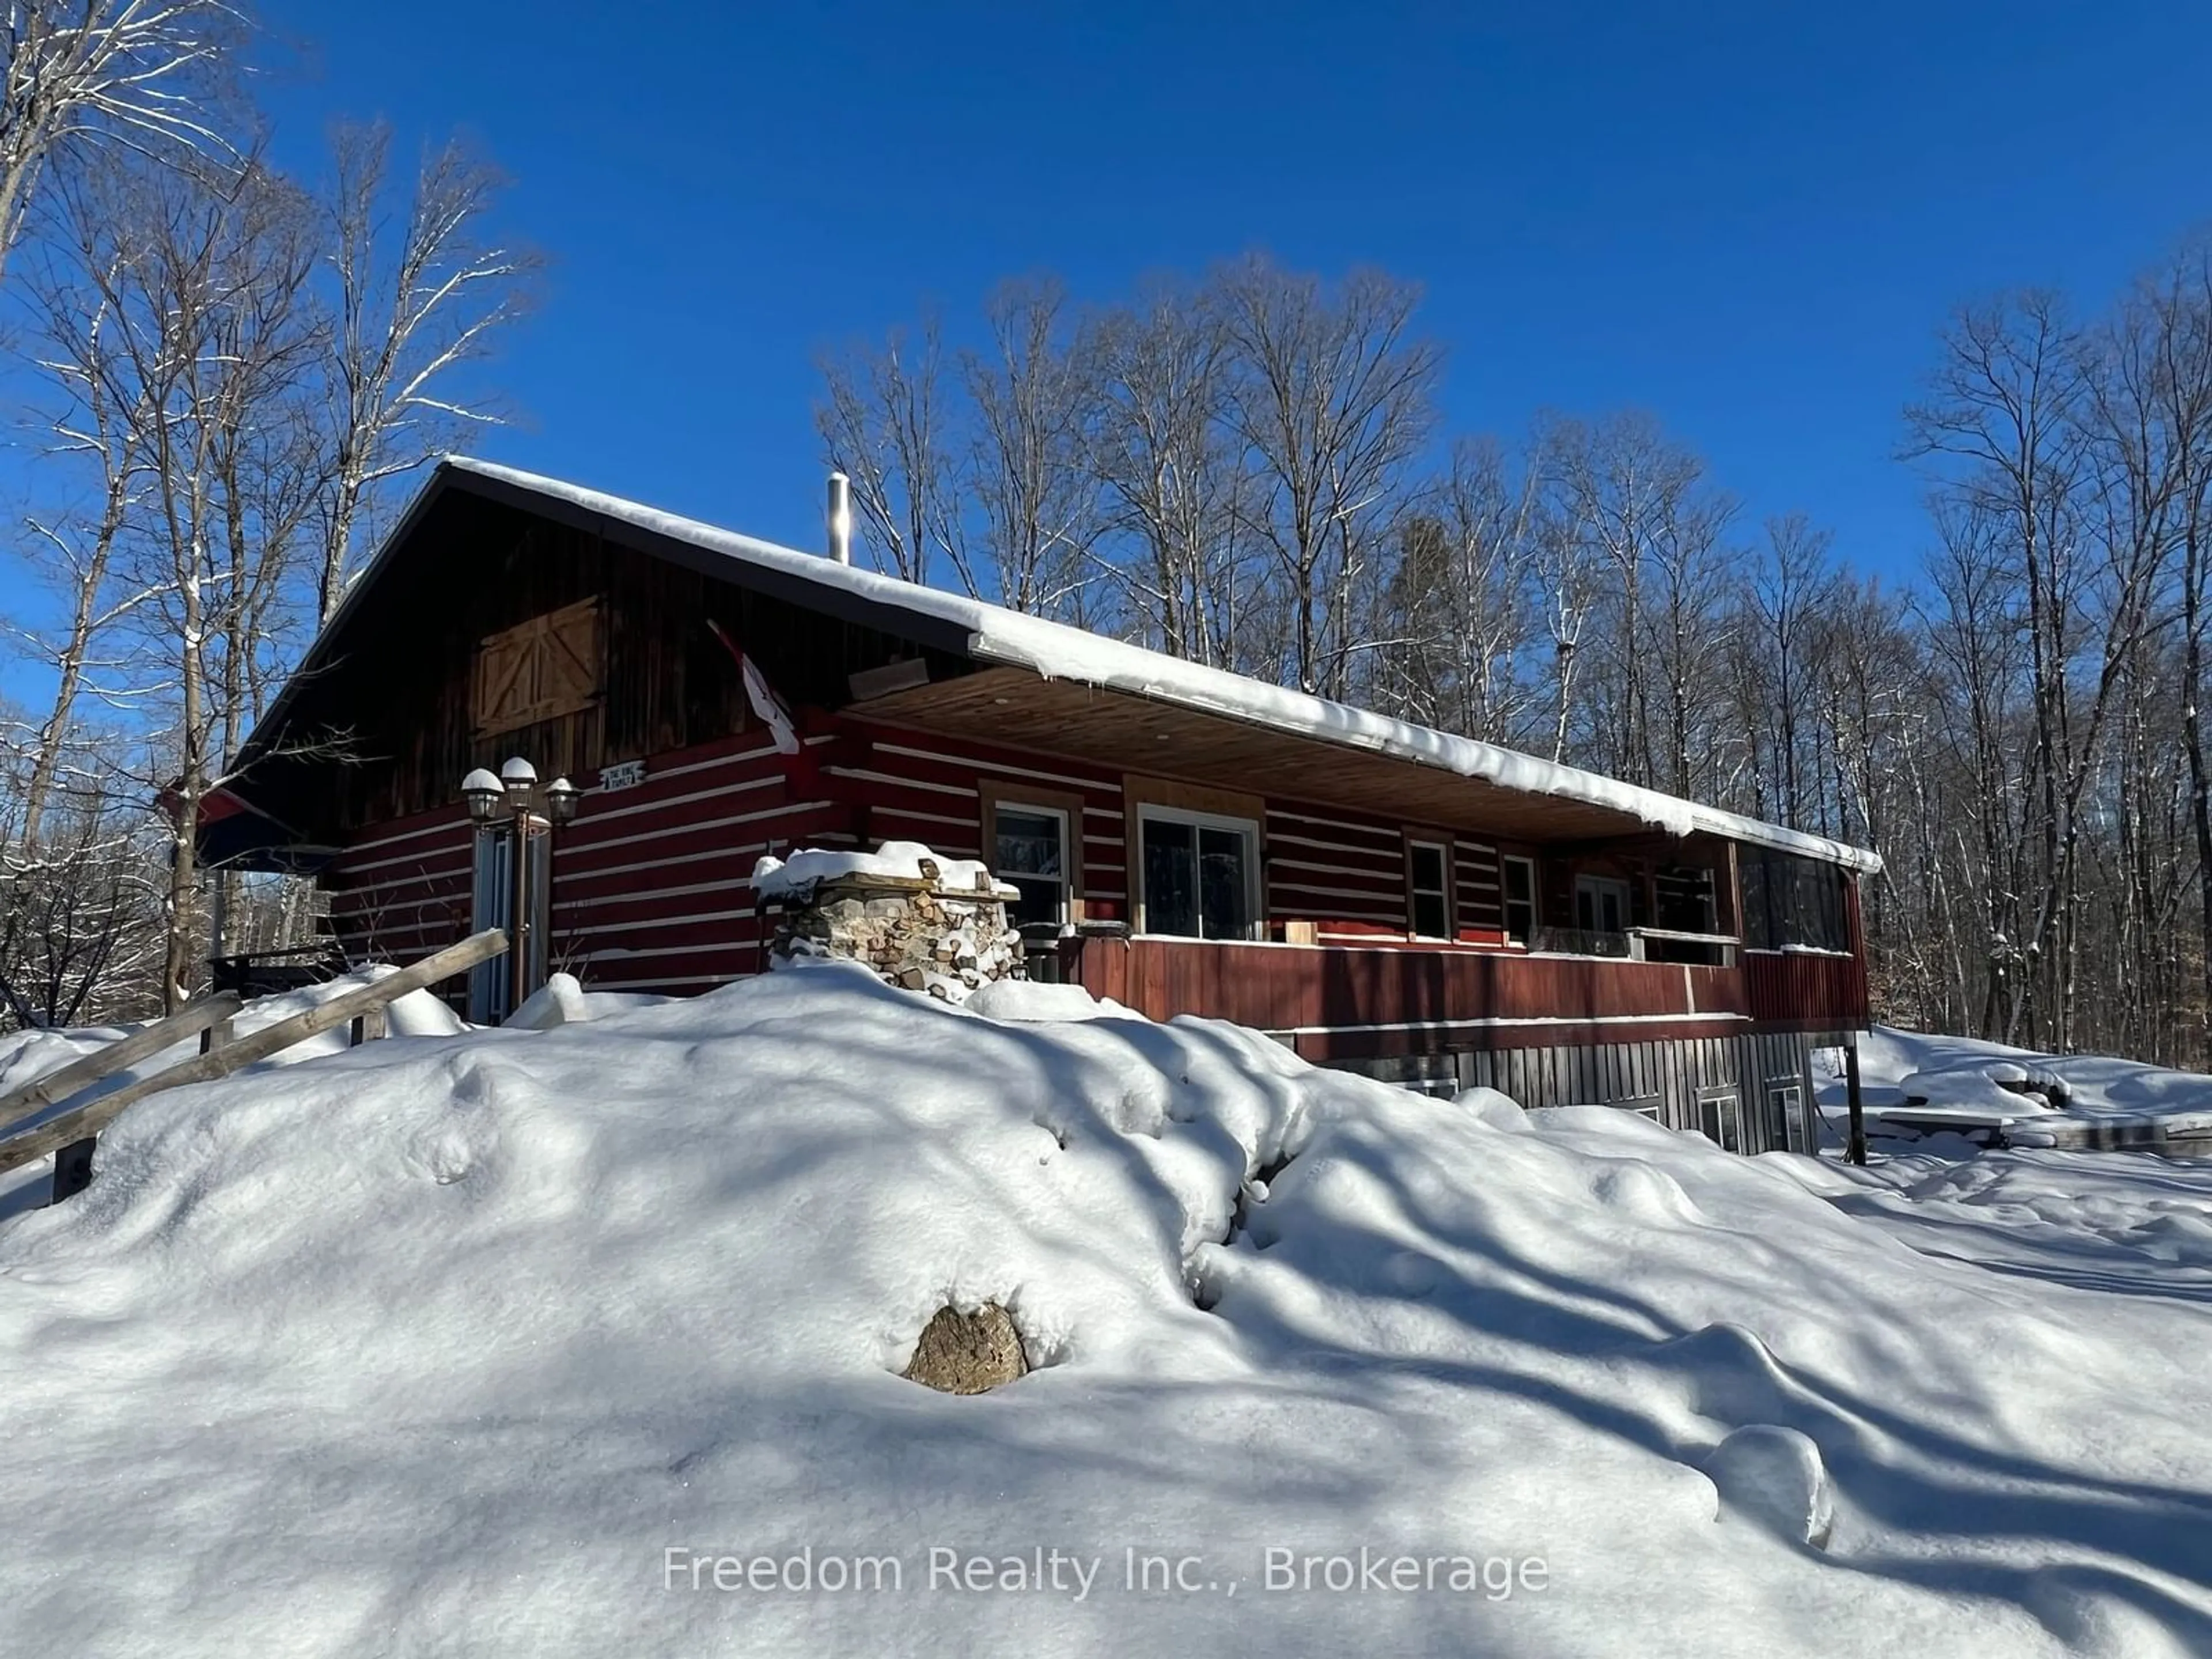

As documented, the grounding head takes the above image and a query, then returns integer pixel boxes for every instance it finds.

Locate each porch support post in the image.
[1844,1029,1868,1166]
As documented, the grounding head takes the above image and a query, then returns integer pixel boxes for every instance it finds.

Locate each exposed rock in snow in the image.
[902,1302,1029,1394]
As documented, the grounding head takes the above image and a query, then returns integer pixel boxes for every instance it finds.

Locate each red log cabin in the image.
[205,459,1880,1154]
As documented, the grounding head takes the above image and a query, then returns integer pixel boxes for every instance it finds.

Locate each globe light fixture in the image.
[460,767,503,825]
[499,755,538,810]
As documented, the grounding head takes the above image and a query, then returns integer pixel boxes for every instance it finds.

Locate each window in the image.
[1766,1084,1804,1153]
[1138,807,1258,940]
[1654,865,1718,934]
[1698,1089,1743,1152]
[1741,850,1848,951]
[1575,874,1632,934]
[994,804,1069,929]
[1501,855,1538,942]
[1407,839,1451,938]
[981,783,1085,930]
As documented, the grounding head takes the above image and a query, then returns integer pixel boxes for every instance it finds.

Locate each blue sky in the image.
[157,2,2212,576]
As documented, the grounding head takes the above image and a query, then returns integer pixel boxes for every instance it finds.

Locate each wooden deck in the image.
[1060,933,1766,1060]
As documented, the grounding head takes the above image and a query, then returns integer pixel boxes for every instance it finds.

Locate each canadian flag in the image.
[708,620,801,756]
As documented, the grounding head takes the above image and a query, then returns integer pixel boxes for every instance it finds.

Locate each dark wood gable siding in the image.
[248,491,969,846]
[332,513,759,828]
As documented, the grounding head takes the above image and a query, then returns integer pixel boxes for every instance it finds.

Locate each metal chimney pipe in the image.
[826,472,853,565]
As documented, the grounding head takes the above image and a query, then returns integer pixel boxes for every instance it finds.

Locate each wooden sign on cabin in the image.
[472,599,603,737]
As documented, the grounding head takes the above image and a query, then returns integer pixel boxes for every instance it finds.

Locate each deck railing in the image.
[1531,925,1632,958]
[1742,946,1869,1031]
[1059,931,1752,1060]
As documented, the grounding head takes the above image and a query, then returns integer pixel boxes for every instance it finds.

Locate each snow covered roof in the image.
[418,457,1882,874]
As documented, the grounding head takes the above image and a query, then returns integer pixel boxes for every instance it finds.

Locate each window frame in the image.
[1499,854,1539,943]
[978,782,1086,929]
[1575,872,1633,934]
[1765,1082,1805,1153]
[1133,802,1263,941]
[1698,1088,1744,1153]
[1404,835,1454,940]
[1741,850,1849,953]
[1654,863,1721,935]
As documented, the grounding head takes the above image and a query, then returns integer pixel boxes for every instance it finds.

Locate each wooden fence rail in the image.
[0,994,244,1139]
[0,929,509,1192]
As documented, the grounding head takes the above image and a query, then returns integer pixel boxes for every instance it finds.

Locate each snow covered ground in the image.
[1,967,2209,1656]
[0,968,476,1227]
[1817,1026,2212,1147]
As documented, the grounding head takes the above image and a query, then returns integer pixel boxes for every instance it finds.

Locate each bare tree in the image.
[1214,255,1440,696]
[1546,413,1721,788]
[2113,240,2212,1055]
[815,312,975,592]
[0,0,245,284]
[1907,296,2088,1044]
[10,211,161,847]
[1733,513,1836,825]
[960,278,1099,616]
[1087,278,1252,664]
[58,151,325,1005]
[1368,436,1543,742]
[0,766,161,1028]
[316,122,536,622]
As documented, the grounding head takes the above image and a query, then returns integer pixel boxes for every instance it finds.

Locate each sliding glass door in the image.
[1138,808,1258,940]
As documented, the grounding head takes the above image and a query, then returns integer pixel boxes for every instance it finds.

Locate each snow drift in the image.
[1,965,2208,1656]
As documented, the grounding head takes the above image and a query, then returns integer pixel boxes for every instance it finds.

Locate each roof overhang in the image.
[851,666,1654,842]
[949,638,1881,874]
[191,786,338,874]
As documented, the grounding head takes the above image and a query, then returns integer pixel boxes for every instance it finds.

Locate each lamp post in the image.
[461,758,580,1017]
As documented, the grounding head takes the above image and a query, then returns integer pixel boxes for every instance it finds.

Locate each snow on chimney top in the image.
[826,472,852,566]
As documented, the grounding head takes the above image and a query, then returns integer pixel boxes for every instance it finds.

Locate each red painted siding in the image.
[323,808,474,965]
[1742,948,1869,1031]
[839,725,1487,941]
[549,730,836,991]
[1264,806,1408,930]
[833,721,1134,921]
[315,707,1872,1039]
